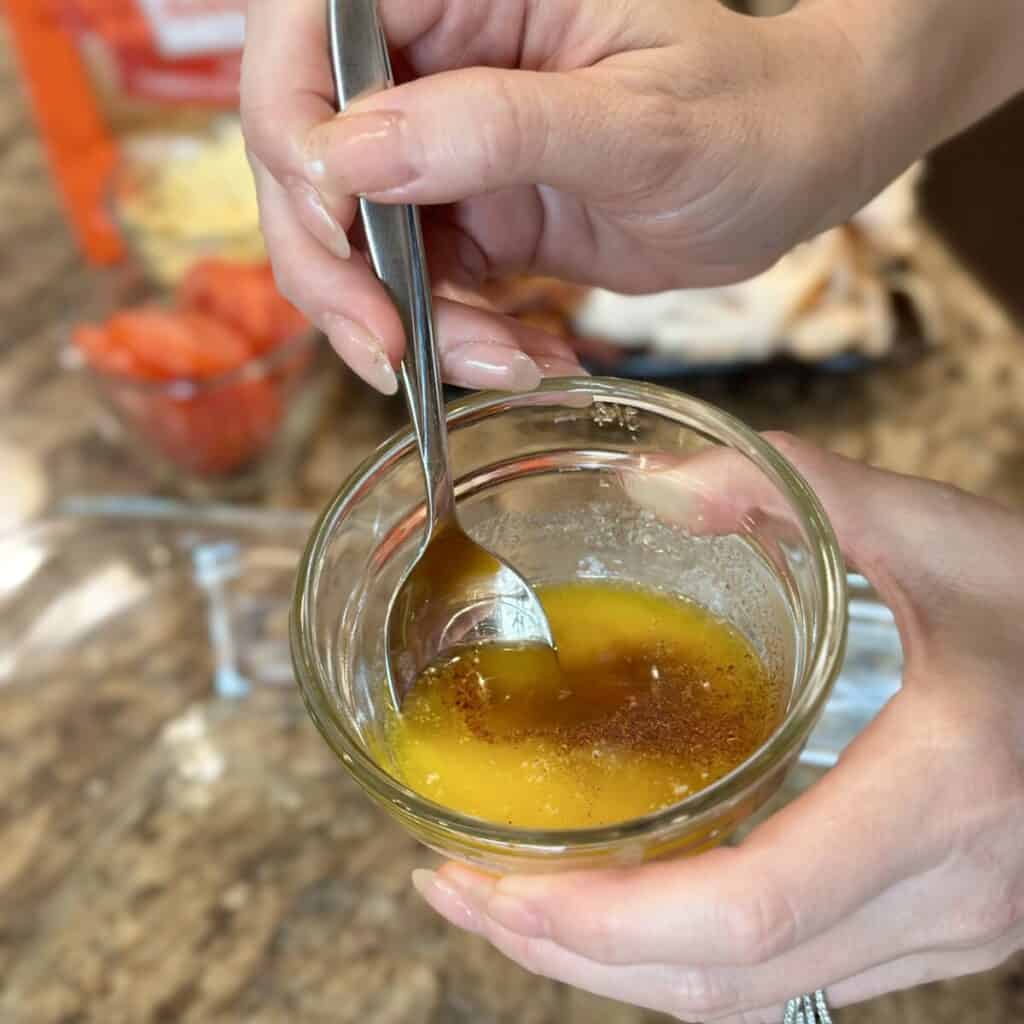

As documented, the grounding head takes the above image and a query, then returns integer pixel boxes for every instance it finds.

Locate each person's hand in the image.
[411,435,1024,1021]
[240,0,873,393]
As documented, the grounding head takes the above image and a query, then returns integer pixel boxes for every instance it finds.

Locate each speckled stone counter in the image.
[1,17,1021,1024]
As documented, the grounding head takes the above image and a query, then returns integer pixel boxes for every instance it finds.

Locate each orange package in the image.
[3,0,246,265]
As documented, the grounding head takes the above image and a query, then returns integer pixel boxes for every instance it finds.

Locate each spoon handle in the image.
[327,0,456,527]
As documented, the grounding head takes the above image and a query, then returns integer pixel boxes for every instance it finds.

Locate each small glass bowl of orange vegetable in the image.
[74,260,329,498]
[293,380,849,873]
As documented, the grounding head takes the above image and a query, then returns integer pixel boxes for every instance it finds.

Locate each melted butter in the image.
[384,581,783,829]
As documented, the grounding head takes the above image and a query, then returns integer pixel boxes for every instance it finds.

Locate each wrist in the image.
[745,7,877,235]
[793,0,1024,191]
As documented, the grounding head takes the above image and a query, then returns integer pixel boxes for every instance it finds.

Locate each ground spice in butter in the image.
[384,581,784,829]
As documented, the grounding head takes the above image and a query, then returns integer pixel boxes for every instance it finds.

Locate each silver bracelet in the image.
[783,991,832,1024]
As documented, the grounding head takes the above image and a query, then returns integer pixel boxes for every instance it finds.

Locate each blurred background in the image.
[0,1,1020,1022]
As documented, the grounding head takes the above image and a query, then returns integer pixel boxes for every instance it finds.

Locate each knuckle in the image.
[637,90,688,134]
[633,92,690,162]
[669,968,739,1020]
[478,73,540,182]
[598,86,689,202]
[721,888,797,965]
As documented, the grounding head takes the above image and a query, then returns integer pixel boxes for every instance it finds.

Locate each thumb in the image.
[763,434,1022,668]
[629,432,1016,668]
[302,67,666,205]
[620,433,933,663]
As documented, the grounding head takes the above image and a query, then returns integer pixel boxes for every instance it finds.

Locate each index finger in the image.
[241,0,335,183]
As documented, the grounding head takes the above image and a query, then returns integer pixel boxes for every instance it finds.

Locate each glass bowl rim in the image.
[291,377,848,850]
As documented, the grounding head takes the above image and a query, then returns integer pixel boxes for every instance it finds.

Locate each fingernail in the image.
[413,869,483,932]
[323,314,399,395]
[486,888,549,938]
[530,355,585,379]
[439,867,548,938]
[445,344,543,392]
[285,178,351,259]
[622,462,705,529]
[305,110,415,197]
[411,869,436,895]
[440,865,496,904]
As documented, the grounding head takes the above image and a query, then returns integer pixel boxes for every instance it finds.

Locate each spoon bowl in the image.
[328,0,557,710]
[384,523,557,705]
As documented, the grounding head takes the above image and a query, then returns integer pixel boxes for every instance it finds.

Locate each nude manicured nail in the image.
[484,890,549,938]
[530,356,586,379]
[305,111,415,197]
[436,867,496,905]
[419,866,548,938]
[445,344,543,392]
[412,869,483,933]
[439,868,548,938]
[285,178,351,259]
[323,314,398,395]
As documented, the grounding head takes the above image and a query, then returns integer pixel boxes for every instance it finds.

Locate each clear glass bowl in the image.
[292,379,848,873]
[86,328,330,500]
[110,124,266,289]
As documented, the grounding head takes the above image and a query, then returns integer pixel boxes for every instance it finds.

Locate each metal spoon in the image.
[328,0,557,712]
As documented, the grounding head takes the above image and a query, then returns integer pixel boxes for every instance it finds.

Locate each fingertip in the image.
[431,298,585,389]
[411,868,436,898]
[323,313,400,395]
[284,177,354,260]
[303,109,414,203]
[436,863,498,903]
[412,868,484,934]
[443,343,543,392]
[251,160,408,378]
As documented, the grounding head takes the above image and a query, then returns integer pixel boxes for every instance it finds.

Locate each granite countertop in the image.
[1,18,1022,1024]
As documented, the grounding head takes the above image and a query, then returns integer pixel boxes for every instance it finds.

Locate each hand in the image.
[240,0,870,393]
[411,435,1024,1021]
